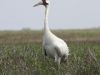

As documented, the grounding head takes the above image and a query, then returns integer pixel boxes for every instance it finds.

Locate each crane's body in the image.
[34,0,69,65]
[43,30,69,61]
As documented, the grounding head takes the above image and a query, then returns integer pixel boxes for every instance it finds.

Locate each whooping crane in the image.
[34,0,69,65]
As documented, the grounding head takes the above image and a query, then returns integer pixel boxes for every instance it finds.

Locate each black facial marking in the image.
[42,0,49,6]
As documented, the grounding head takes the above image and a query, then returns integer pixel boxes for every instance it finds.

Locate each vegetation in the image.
[0,29,100,75]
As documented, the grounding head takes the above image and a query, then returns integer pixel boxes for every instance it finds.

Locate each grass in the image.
[0,29,100,75]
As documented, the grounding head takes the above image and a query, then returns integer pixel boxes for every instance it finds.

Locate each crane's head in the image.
[33,0,50,7]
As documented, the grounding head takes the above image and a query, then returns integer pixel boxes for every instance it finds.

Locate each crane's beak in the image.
[33,2,43,7]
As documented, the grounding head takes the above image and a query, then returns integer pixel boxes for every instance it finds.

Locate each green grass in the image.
[0,29,100,75]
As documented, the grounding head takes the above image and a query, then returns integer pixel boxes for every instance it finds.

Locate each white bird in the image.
[34,0,69,65]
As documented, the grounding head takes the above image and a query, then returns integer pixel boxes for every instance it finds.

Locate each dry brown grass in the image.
[0,29,100,75]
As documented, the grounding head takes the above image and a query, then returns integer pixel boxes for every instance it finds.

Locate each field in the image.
[0,29,100,75]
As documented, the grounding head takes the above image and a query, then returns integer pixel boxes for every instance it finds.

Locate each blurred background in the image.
[0,0,100,30]
[0,0,100,75]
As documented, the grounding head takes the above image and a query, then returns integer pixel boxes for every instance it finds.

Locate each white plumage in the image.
[34,0,69,65]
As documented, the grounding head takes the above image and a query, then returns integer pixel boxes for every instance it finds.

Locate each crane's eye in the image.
[46,2,49,5]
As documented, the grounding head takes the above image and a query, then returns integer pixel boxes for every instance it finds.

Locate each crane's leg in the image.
[54,54,61,71]
[54,54,58,63]
[44,48,47,56]
[64,55,68,61]
[57,57,61,65]
[63,55,69,65]
[57,57,61,75]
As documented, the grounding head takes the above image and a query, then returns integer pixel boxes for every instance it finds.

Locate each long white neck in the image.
[44,5,50,33]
